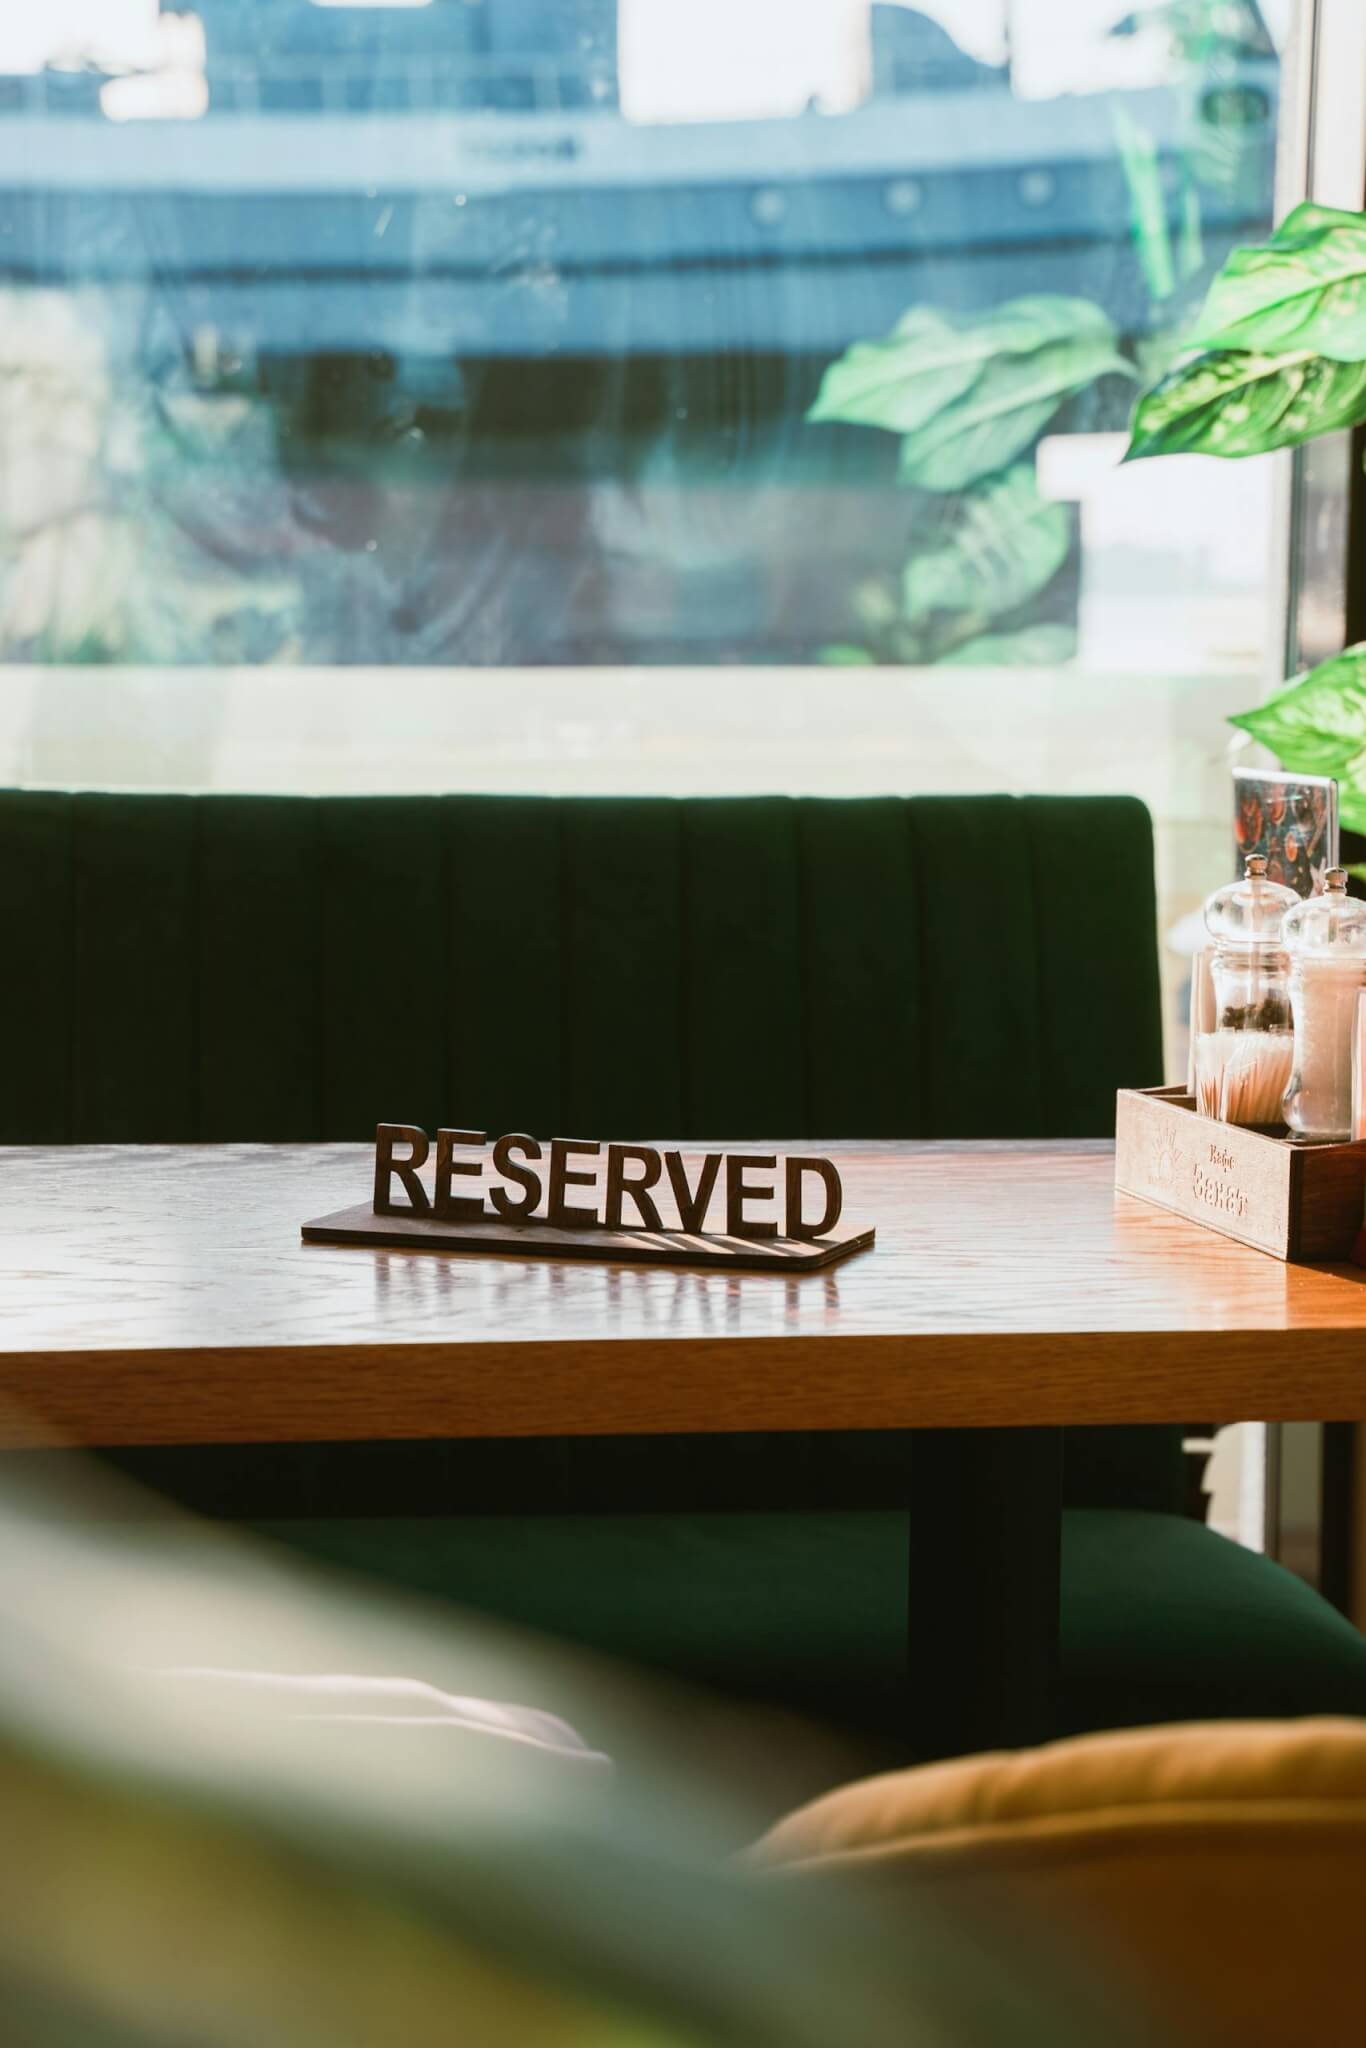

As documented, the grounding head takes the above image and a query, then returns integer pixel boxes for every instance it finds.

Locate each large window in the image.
[0,0,1306,1054]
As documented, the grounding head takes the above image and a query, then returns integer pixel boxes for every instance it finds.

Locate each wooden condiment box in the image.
[1115,1086,1366,1262]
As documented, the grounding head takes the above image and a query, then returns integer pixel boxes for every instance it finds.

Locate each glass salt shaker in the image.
[1197,855,1297,1127]
[1282,869,1366,1142]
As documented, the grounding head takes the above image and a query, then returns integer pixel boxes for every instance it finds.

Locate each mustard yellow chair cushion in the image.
[750,1718,1366,2048]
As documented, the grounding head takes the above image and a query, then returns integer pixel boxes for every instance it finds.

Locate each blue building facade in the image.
[188,0,620,111]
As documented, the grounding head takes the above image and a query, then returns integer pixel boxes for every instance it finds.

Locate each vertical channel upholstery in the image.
[0,790,1162,1144]
[0,786,1177,1668]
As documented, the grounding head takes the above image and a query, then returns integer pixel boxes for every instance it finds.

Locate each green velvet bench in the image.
[6,788,1366,1752]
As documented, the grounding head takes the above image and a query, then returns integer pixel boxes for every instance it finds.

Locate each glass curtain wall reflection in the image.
[0,0,1304,1069]
[1,0,1286,670]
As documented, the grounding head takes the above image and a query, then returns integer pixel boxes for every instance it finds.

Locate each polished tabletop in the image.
[5,1141,1366,1448]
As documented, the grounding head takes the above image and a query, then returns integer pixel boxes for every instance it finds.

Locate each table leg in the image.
[907,1427,1062,1760]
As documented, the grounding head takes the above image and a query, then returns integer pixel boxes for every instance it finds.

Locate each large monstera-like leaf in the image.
[901,466,1069,622]
[808,296,1129,488]
[1230,645,1366,835]
[1192,202,1366,360]
[1125,346,1366,461]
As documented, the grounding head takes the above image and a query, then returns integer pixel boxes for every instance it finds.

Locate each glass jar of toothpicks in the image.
[1195,855,1298,1128]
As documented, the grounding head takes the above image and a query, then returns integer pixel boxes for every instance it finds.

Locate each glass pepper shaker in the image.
[1197,855,1297,1127]
[1282,869,1366,1142]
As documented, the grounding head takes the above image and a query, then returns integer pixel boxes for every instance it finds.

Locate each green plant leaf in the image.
[901,466,1069,623]
[925,294,1118,354]
[1192,201,1366,361]
[936,623,1078,666]
[807,296,1121,442]
[1229,645,1366,833]
[850,578,900,629]
[806,308,984,435]
[899,334,1133,491]
[1112,104,1176,304]
[1178,176,1204,285]
[1124,346,1366,460]
[816,643,877,664]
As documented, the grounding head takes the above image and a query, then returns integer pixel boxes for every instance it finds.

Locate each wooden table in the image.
[9,1141,1366,1755]
[9,1140,1366,1443]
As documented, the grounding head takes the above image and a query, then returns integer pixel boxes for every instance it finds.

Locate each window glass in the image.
[1,0,1300,1053]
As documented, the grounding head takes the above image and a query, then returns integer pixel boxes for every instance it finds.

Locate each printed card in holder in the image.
[1234,768,1338,896]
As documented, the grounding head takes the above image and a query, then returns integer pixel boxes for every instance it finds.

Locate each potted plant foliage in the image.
[1123,201,1366,851]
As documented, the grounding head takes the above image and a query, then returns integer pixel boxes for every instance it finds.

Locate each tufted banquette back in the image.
[1,791,1162,1145]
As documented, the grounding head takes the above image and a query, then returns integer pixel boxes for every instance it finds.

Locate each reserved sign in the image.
[374,1122,845,1242]
[302,1125,872,1273]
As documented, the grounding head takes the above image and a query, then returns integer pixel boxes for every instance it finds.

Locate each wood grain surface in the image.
[302,1201,875,1271]
[5,1142,1366,1449]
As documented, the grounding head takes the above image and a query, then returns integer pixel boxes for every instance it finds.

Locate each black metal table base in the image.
[908,1427,1063,1759]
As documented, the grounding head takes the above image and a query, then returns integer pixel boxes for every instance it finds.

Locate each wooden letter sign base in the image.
[304,1124,875,1274]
